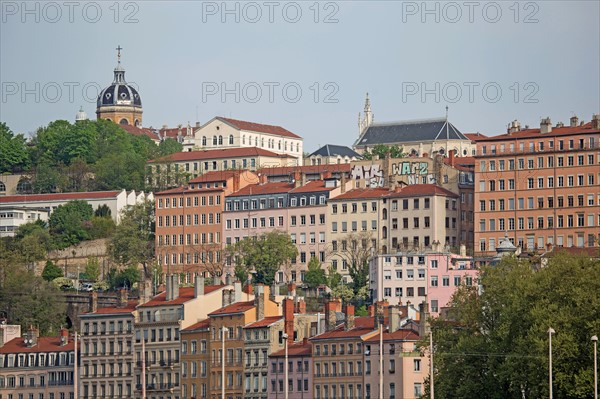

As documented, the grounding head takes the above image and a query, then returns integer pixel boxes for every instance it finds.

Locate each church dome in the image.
[97,66,142,108]
[75,106,88,121]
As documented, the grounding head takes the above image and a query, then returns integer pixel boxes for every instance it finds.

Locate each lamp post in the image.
[430,330,435,399]
[282,333,289,399]
[593,335,598,399]
[222,326,228,399]
[548,327,555,399]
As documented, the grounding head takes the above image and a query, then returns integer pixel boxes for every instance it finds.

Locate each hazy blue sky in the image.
[1,1,598,152]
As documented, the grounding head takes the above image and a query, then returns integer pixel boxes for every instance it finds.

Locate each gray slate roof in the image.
[309,144,362,158]
[355,118,469,147]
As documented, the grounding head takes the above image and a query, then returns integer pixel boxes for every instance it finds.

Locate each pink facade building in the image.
[267,339,312,399]
[369,251,479,317]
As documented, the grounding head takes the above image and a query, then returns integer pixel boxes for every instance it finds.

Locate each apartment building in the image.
[369,251,478,317]
[267,339,312,399]
[154,170,258,279]
[147,147,297,188]
[206,285,280,399]
[180,319,210,399]
[474,116,600,256]
[224,175,349,282]
[134,276,229,399]
[79,292,137,399]
[327,184,460,281]
[193,117,304,165]
[0,328,77,399]
[257,164,351,183]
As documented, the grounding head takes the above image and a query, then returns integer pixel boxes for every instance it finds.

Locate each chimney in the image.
[25,326,39,348]
[89,291,98,313]
[460,244,466,257]
[540,117,552,134]
[294,298,306,314]
[59,328,69,346]
[344,304,355,331]
[195,121,201,128]
[225,274,232,286]
[509,119,521,134]
[448,150,455,166]
[213,274,221,286]
[368,305,375,317]
[283,298,294,344]
[244,283,254,296]
[325,299,339,331]
[171,275,179,301]
[195,274,204,298]
[340,173,347,193]
[166,274,172,301]
[287,282,296,297]
[255,284,266,320]
[234,282,242,303]
[418,301,430,337]
[294,171,302,188]
[118,289,128,308]
[375,300,388,326]
[592,114,600,130]
[258,173,268,185]
[321,171,332,180]
[570,115,579,127]
[389,305,400,333]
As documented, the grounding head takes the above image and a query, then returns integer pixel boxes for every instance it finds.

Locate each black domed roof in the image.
[97,66,142,107]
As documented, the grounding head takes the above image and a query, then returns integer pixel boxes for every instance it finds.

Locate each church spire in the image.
[113,45,126,84]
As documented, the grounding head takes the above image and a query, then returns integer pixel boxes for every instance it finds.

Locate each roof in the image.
[0,336,77,354]
[181,319,211,332]
[290,180,338,194]
[244,316,283,329]
[208,300,255,316]
[258,164,352,176]
[364,328,421,342]
[215,117,302,139]
[120,125,160,141]
[464,132,489,141]
[309,144,362,158]
[148,147,289,164]
[81,300,138,316]
[331,185,458,201]
[543,247,600,258]
[158,125,195,139]
[188,170,249,184]
[474,121,600,142]
[137,285,225,308]
[356,118,469,147]
[270,341,312,357]
[0,190,123,204]
[228,182,294,197]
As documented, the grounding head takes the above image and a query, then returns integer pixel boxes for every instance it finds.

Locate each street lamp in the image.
[430,330,435,399]
[222,326,228,399]
[548,327,555,399]
[282,333,289,399]
[593,335,598,399]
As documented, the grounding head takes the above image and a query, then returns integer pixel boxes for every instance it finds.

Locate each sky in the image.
[1,1,599,153]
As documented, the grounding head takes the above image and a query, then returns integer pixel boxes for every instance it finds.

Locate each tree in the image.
[158,138,183,156]
[83,257,101,281]
[427,254,600,399]
[48,200,94,248]
[227,231,298,286]
[41,260,63,281]
[89,216,116,239]
[362,144,405,160]
[107,200,155,277]
[0,122,30,172]
[106,266,139,290]
[304,257,327,291]
[331,231,378,297]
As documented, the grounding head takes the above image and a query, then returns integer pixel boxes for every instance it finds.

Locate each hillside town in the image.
[1,47,599,399]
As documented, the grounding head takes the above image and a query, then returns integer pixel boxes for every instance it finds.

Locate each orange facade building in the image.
[474,116,600,256]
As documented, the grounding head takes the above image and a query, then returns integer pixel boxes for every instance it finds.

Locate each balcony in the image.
[136,383,175,392]
[48,380,74,386]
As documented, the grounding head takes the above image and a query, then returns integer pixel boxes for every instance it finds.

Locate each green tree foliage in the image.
[13,221,52,265]
[158,138,183,156]
[95,204,112,217]
[48,200,94,248]
[89,216,116,239]
[41,260,63,281]
[83,257,101,281]
[332,231,377,298]
[304,257,327,290]
[106,266,139,290]
[362,144,405,160]
[0,122,30,172]
[428,254,600,399]
[326,265,342,290]
[107,200,155,276]
[227,231,298,286]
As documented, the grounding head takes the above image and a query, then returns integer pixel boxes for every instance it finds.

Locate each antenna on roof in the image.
[445,106,450,140]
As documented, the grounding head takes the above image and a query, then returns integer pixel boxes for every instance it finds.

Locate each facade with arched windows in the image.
[193,117,303,165]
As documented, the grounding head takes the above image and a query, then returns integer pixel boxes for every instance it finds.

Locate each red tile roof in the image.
[543,247,600,258]
[331,185,458,201]
[270,341,312,357]
[0,336,78,354]
[137,285,225,308]
[218,117,301,139]
[0,191,122,204]
[120,125,160,141]
[474,122,599,142]
[159,126,195,139]
[82,300,138,315]
[310,317,379,340]
[188,170,250,184]
[464,132,489,141]
[154,186,224,196]
[290,180,337,193]
[181,319,211,332]
[148,147,290,164]
[364,329,421,342]
[208,300,255,316]
[228,182,294,197]
[258,164,351,176]
[244,316,282,329]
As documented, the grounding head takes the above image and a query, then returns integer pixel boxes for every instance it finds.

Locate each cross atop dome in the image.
[116,45,123,65]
